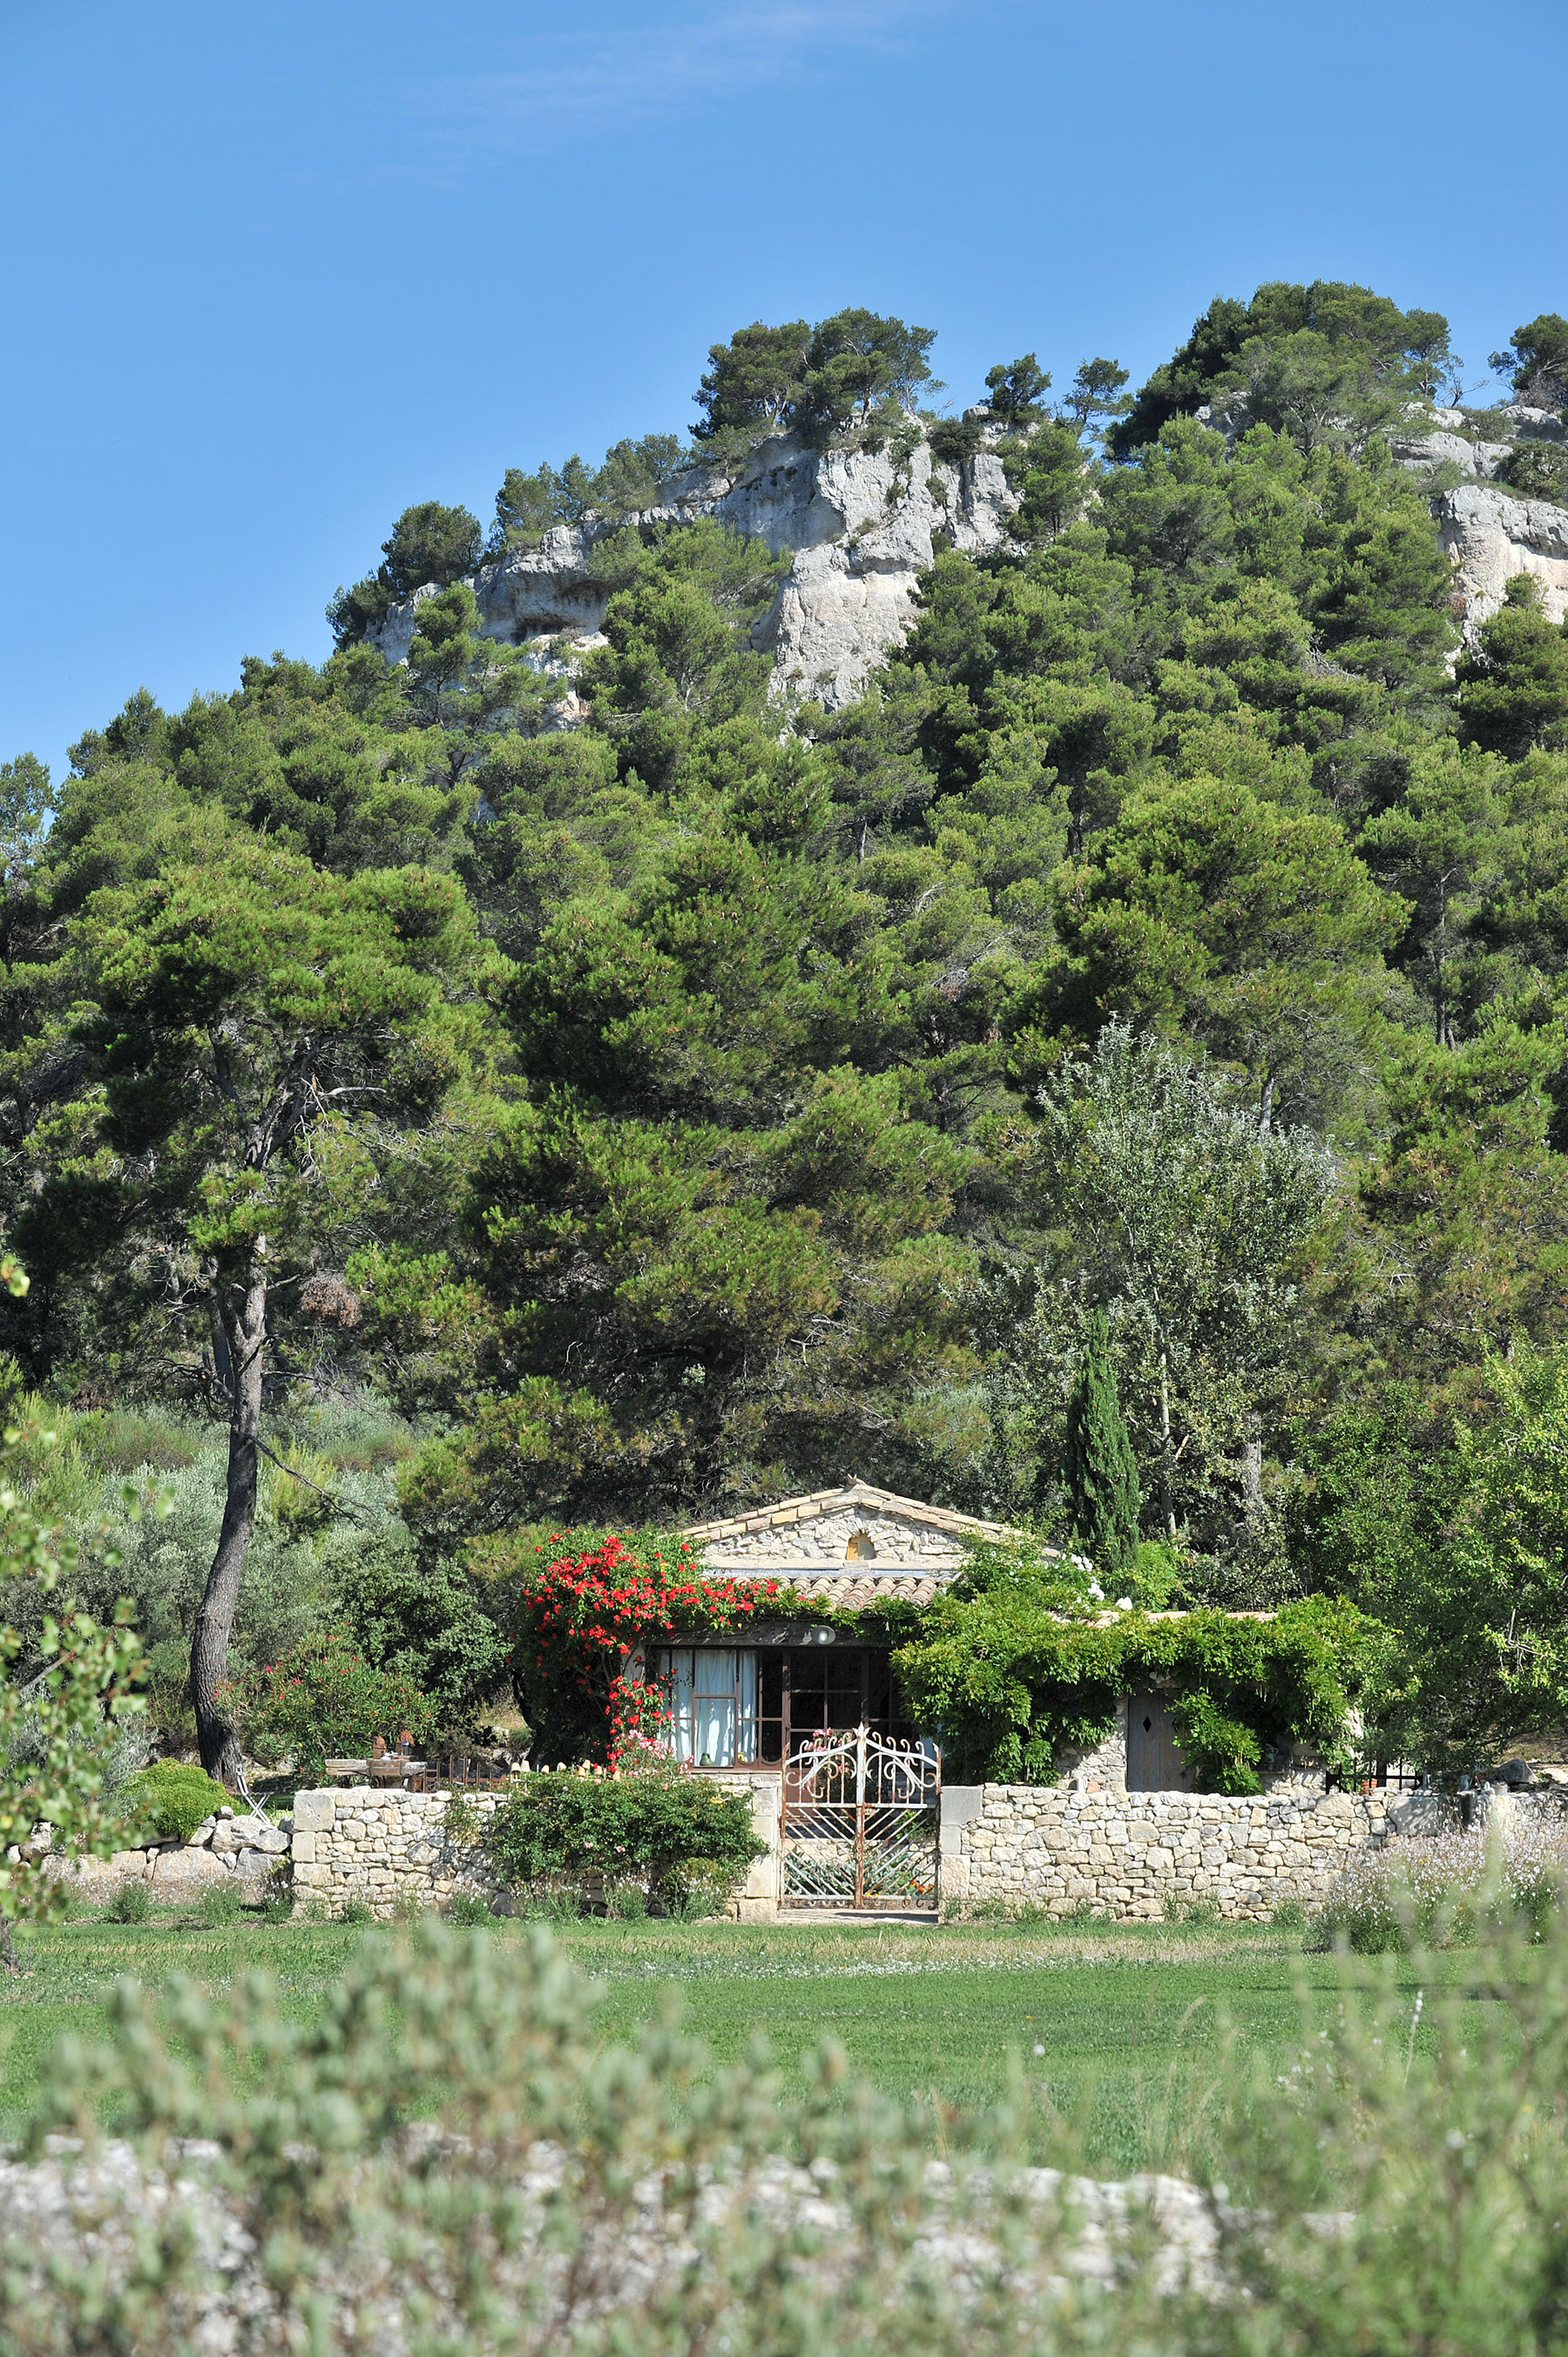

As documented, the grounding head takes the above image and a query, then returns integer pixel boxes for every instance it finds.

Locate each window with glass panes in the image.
[652,1645,911,1768]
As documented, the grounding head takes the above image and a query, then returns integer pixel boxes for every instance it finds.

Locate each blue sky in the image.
[3,0,1565,778]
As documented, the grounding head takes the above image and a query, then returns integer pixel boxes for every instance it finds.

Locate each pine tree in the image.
[1064,1311,1141,1576]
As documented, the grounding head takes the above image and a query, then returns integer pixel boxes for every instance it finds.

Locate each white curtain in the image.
[663,1649,758,1764]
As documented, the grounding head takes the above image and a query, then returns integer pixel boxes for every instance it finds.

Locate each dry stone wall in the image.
[290,1780,1568,1924]
[939,1785,1389,1920]
[288,1778,783,1921]
[288,1778,1392,1923]
[55,1806,291,1900]
[290,1786,506,1916]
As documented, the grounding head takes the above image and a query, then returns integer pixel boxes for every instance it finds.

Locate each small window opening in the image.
[845,1531,876,1561]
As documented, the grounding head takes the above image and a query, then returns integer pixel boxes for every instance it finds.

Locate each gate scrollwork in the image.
[781,1726,939,1909]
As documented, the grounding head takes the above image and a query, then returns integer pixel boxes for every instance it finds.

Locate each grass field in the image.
[0,1906,1450,2173]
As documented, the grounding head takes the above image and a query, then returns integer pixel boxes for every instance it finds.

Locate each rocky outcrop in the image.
[1391,404,1565,485]
[375,401,1568,694]
[1489,403,1567,445]
[1378,404,1568,641]
[53,1807,291,1896]
[1440,482,1568,639]
[374,429,1019,711]
[1389,425,1511,480]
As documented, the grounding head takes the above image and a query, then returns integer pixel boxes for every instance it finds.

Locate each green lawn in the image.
[0,1908,1442,2174]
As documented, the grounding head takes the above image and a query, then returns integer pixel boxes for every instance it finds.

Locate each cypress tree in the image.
[1064,1311,1141,1575]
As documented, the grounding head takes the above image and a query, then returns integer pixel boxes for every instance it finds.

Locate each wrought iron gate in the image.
[781,1726,940,1909]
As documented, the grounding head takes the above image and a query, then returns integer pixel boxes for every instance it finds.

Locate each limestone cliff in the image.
[373,429,1018,709]
[1393,406,1568,640]
[375,398,1568,694]
[1439,482,1568,636]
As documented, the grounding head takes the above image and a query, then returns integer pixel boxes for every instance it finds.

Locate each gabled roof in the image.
[684,1480,1037,1597]
[685,1480,1023,1550]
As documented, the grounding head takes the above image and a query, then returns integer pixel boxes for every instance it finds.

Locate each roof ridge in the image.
[682,1480,1031,1546]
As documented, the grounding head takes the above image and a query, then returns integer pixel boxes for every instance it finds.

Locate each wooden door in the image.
[1125,1697,1192,1791]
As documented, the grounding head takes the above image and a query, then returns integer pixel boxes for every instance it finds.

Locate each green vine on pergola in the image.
[892,1587,1386,1792]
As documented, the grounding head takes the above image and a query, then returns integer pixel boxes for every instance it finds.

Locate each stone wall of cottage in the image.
[288,1777,1568,1924]
[706,1503,963,1566]
[287,1775,785,1921]
[938,1785,1391,1920]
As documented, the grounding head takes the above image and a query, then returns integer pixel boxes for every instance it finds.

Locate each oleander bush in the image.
[223,1625,438,1780]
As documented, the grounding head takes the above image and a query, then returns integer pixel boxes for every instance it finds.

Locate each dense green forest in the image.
[4,283,1568,1777]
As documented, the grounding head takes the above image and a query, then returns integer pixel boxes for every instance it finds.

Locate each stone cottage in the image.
[638,1479,1204,1793]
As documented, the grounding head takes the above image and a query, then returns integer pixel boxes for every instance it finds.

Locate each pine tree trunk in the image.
[1242,1425,1265,1521]
[1159,1351,1177,1541]
[190,1255,267,1787]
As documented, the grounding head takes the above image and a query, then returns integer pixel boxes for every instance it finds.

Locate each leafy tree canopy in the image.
[1490,313,1568,410]
[1111,280,1456,454]
[328,502,484,649]
[8,283,1568,1749]
[693,308,936,444]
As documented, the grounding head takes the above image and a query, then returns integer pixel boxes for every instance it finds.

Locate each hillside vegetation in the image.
[3,283,1568,1775]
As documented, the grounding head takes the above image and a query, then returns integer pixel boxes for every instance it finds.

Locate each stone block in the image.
[150,1846,229,1891]
[942,1785,984,1834]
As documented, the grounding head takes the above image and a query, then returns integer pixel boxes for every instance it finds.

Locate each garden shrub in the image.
[105,1879,151,1923]
[659,1857,738,1920]
[1311,1822,1568,1951]
[125,1761,231,1842]
[193,1882,244,1927]
[446,1891,496,1926]
[483,1758,766,1913]
[223,1626,436,1780]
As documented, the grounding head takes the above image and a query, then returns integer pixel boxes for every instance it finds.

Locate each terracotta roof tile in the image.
[774,1572,947,1610]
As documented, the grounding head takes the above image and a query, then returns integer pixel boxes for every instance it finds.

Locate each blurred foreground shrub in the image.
[15,1917,1568,2350]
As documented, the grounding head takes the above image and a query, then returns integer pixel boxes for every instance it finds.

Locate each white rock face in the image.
[1389,427,1511,480]
[1440,482,1568,639]
[374,430,1018,711]
[1496,403,1568,445]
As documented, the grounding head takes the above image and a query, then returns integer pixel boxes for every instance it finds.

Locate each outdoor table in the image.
[321,1758,429,1786]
